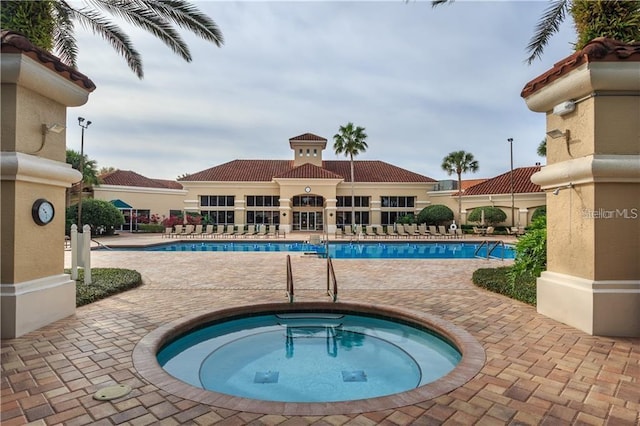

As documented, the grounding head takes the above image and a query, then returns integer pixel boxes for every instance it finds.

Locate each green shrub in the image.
[467,206,507,226]
[137,224,165,233]
[531,206,546,221]
[67,268,142,306]
[417,204,454,225]
[66,199,124,235]
[472,267,536,305]
[509,216,547,285]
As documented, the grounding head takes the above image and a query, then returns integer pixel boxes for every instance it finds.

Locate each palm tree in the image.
[432,0,640,64]
[66,149,99,207]
[441,150,479,222]
[537,139,547,157]
[333,123,368,229]
[0,0,223,79]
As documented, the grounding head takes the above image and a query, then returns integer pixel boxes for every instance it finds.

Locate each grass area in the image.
[472,266,536,306]
[65,268,143,307]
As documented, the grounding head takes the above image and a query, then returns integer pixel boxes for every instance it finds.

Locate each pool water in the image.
[118,241,514,259]
[157,313,461,403]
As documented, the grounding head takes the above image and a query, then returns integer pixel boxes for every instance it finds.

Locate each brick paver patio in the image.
[1,234,638,425]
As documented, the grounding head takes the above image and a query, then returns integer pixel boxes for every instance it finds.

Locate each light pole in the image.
[77,117,91,229]
[508,137,514,228]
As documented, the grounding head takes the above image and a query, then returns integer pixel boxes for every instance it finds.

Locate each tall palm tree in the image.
[432,0,640,64]
[333,122,368,228]
[441,150,479,222]
[1,0,223,79]
[66,149,99,207]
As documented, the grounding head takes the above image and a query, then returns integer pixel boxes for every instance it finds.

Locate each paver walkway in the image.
[1,235,639,425]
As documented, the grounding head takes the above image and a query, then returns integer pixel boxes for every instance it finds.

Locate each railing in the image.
[326,255,338,302]
[91,239,112,250]
[286,254,294,303]
[474,240,505,260]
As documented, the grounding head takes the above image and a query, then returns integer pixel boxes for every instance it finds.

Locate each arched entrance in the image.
[292,194,324,231]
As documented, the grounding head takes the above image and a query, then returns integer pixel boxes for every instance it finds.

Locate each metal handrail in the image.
[91,239,112,250]
[326,255,338,302]
[474,240,505,260]
[286,254,294,303]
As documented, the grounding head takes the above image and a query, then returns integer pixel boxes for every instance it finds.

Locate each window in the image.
[201,210,235,225]
[381,196,414,209]
[381,211,413,225]
[313,149,317,157]
[246,210,280,225]
[336,211,370,227]
[246,196,279,208]
[199,195,235,207]
[337,196,369,207]
[293,195,324,207]
[299,149,303,157]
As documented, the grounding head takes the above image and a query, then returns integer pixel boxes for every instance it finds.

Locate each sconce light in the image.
[552,183,573,195]
[282,212,287,217]
[42,123,66,134]
[546,129,572,155]
[329,213,334,217]
[30,123,66,154]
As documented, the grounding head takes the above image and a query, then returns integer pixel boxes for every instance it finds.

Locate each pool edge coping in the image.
[132,301,486,416]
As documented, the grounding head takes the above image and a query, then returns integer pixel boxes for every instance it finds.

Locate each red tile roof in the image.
[180,160,436,183]
[1,30,96,92]
[463,166,543,196]
[275,163,343,180]
[289,133,327,142]
[521,38,640,98]
[461,179,487,191]
[100,170,182,189]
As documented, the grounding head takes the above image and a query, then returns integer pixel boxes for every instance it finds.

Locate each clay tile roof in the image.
[275,163,343,179]
[152,178,183,190]
[521,38,640,98]
[1,30,96,92]
[289,133,327,141]
[180,160,294,182]
[323,160,436,183]
[181,159,436,183]
[100,170,179,189]
[463,166,543,196]
[461,179,487,191]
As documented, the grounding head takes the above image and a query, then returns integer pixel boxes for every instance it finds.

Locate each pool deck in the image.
[2,232,639,425]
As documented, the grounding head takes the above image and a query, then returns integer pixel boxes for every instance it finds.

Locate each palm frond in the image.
[141,0,223,46]
[88,0,191,62]
[431,0,453,8]
[68,6,144,78]
[526,0,570,64]
[51,1,78,68]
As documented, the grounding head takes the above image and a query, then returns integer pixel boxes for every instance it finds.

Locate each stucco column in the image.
[370,200,381,226]
[325,198,337,234]
[523,38,640,337]
[1,32,95,338]
[279,198,291,233]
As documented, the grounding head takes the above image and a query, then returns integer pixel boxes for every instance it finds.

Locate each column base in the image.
[537,271,640,337]
[1,274,76,339]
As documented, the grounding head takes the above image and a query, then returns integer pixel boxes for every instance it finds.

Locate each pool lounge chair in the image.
[172,224,183,238]
[256,225,267,238]
[428,226,441,238]
[485,226,495,236]
[364,226,377,239]
[190,224,203,238]
[335,228,343,239]
[202,224,215,238]
[386,226,398,238]
[214,225,225,238]
[223,224,235,238]
[417,225,430,238]
[438,226,453,239]
[162,227,173,238]
[181,224,194,238]
[266,225,276,238]
[246,225,257,237]
[396,225,410,238]
[344,226,354,240]
[375,225,387,239]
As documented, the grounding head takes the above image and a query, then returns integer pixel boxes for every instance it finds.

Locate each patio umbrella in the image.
[481,209,485,226]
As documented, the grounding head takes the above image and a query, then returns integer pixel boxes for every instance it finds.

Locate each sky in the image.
[64,1,576,182]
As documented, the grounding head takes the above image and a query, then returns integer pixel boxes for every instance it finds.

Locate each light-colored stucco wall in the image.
[92,186,187,219]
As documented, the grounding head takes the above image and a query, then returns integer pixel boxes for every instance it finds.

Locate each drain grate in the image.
[342,370,367,382]
[254,371,279,383]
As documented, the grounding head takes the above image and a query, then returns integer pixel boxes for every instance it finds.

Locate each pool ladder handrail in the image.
[286,254,294,303]
[327,255,338,302]
[474,240,505,260]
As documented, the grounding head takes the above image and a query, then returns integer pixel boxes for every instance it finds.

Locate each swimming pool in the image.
[110,241,514,259]
[158,312,461,403]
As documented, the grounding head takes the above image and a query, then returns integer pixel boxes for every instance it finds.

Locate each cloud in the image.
[66,1,574,181]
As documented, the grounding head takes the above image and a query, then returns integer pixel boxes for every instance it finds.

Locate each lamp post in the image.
[508,137,514,228]
[77,117,91,229]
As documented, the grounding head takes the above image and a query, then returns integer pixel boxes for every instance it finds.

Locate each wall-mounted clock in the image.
[304,186,311,193]
[32,198,55,226]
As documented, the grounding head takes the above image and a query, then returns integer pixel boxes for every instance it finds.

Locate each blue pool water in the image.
[157,312,461,403]
[113,241,514,259]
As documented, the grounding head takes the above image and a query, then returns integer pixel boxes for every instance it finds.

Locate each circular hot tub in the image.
[133,302,485,415]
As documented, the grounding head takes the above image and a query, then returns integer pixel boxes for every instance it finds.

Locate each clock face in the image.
[32,199,55,226]
[304,186,311,193]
